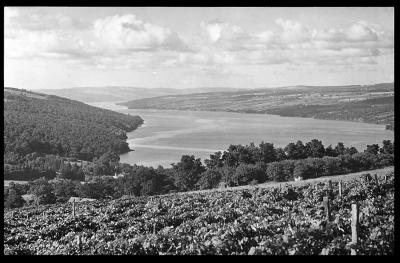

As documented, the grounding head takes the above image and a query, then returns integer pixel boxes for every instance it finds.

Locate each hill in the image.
[38,86,242,103]
[4,87,143,163]
[4,167,394,255]
[119,83,394,129]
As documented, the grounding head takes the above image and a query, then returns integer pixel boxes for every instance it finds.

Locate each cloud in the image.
[344,21,378,42]
[275,18,311,43]
[4,10,191,70]
[4,8,393,72]
[204,20,248,42]
[314,21,378,43]
[4,7,89,32]
[196,18,392,67]
[93,14,190,52]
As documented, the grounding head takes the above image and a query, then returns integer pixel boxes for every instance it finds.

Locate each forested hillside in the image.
[119,83,394,129]
[4,88,143,164]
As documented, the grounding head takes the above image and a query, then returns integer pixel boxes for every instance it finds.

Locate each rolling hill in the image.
[119,83,394,129]
[38,86,242,103]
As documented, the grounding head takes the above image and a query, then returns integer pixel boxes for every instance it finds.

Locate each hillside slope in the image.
[4,167,394,255]
[38,86,242,103]
[119,83,394,129]
[4,87,143,162]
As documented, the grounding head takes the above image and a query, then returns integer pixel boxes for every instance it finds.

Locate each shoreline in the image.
[120,106,392,130]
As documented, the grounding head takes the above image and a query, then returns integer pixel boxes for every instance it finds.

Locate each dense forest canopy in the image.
[4,88,143,163]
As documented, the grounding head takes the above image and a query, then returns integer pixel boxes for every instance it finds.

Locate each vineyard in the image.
[4,170,394,255]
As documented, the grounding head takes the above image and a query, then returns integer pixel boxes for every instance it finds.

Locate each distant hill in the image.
[119,83,394,129]
[4,87,143,163]
[38,86,243,103]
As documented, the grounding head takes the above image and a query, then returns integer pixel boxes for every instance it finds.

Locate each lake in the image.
[89,102,394,168]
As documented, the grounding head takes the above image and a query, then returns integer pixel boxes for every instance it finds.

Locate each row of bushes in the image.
[196,152,394,189]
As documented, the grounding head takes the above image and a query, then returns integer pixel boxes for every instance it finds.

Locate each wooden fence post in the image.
[323,196,330,221]
[328,180,333,199]
[351,203,359,255]
[77,234,82,252]
[338,181,343,198]
[72,200,76,218]
[374,174,379,186]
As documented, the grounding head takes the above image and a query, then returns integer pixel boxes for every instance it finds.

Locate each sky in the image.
[4,7,394,90]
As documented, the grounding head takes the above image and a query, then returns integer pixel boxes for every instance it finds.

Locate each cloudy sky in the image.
[4,7,394,90]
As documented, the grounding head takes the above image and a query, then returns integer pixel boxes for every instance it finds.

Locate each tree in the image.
[380,140,394,155]
[284,140,307,160]
[16,140,32,155]
[325,145,337,157]
[295,140,308,159]
[258,141,277,163]
[204,151,223,169]
[121,165,155,196]
[155,166,175,194]
[304,158,326,178]
[352,152,377,171]
[5,188,24,209]
[171,155,205,191]
[335,142,346,156]
[76,181,103,199]
[275,148,287,161]
[28,178,56,205]
[93,151,120,176]
[220,165,236,186]
[376,154,394,167]
[196,169,222,190]
[293,161,308,180]
[346,146,358,155]
[365,144,380,155]
[322,156,344,176]
[266,161,295,182]
[52,179,77,202]
[284,143,298,160]
[305,139,326,158]
[232,163,265,186]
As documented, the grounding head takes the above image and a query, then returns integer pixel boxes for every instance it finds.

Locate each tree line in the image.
[5,139,394,209]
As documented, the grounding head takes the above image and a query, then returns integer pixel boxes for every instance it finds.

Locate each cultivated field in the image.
[4,167,394,255]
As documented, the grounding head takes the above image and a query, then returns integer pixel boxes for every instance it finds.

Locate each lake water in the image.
[89,102,394,168]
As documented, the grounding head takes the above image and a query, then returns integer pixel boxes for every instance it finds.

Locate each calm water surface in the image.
[89,102,394,168]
